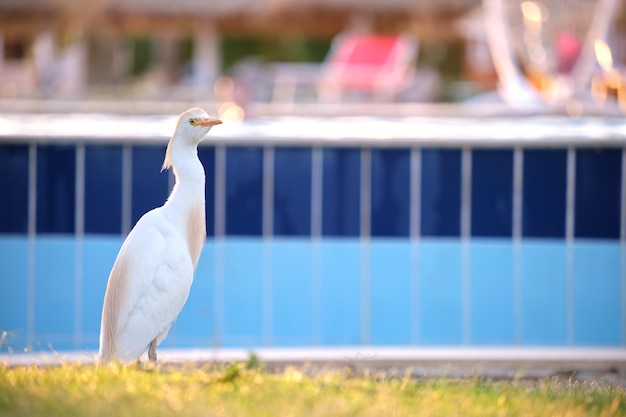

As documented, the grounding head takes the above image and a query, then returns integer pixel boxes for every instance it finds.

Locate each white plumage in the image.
[98,108,222,363]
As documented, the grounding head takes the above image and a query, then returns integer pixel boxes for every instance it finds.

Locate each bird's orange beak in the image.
[197,117,223,127]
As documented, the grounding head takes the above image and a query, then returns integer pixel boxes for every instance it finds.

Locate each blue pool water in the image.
[0,236,621,351]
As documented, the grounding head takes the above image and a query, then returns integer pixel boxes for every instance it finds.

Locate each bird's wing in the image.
[104,209,194,362]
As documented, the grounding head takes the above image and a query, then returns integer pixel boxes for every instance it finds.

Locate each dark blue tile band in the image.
[36,145,76,234]
[371,149,410,237]
[421,149,461,237]
[274,148,312,237]
[0,145,29,234]
[575,149,621,240]
[225,147,263,236]
[322,148,360,237]
[85,145,123,235]
[198,147,216,237]
[523,149,567,239]
[471,149,513,238]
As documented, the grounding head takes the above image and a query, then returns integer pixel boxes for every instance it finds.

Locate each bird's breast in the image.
[186,203,206,267]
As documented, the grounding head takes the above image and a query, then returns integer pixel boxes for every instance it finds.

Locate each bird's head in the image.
[176,107,223,145]
[162,108,222,171]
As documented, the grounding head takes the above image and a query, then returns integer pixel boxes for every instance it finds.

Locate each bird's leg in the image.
[148,338,157,362]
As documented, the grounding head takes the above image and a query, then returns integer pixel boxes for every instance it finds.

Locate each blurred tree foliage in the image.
[220,36,332,71]
[130,37,154,76]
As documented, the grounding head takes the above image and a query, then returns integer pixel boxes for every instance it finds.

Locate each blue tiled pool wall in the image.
[0,144,623,351]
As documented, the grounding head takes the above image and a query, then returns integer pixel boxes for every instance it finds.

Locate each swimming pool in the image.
[0,114,624,351]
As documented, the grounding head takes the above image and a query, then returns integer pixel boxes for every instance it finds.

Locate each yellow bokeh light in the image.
[520,1,546,23]
[218,101,245,123]
[594,39,613,72]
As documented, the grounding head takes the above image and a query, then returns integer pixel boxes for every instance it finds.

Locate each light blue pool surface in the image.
[0,236,621,351]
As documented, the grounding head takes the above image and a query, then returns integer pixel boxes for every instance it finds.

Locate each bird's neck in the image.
[169,145,204,183]
[163,145,206,266]
[164,145,205,211]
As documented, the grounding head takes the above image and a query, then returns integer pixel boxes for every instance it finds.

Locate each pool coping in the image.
[2,346,625,370]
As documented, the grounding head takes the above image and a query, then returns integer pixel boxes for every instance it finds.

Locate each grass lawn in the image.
[0,360,624,417]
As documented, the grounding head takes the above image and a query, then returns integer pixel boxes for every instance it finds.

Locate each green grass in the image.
[0,361,624,417]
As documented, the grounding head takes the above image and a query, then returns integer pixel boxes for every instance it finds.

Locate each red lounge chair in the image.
[318,33,418,102]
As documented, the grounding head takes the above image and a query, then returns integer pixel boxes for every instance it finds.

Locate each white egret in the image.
[98,108,222,363]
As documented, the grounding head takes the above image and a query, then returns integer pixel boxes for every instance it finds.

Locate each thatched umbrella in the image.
[1,0,479,39]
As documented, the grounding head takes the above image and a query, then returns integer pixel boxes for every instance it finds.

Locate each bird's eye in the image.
[189,119,197,126]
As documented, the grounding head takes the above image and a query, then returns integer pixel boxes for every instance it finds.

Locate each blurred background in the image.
[1,0,626,354]
[0,0,624,113]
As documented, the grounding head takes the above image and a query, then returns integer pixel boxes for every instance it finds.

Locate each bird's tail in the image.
[98,254,130,364]
[98,317,118,364]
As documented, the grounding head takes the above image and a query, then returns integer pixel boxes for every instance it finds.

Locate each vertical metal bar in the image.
[360,149,372,239]
[566,147,576,345]
[27,143,37,348]
[74,144,85,239]
[213,145,226,347]
[360,148,372,345]
[311,147,323,344]
[461,147,472,344]
[512,148,523,241]
[512,147,523,344]
[311,148,323,239]
[262,146,274,345]
[213,239,224,349]
[214,146,226,238]
[121,144,132,236]
[74,144,85,349]
[263,147,274,238]
[461,148,472,239]
[311,240,322,346]
[410,148,421,344]
[621,148,626,346]
[410,148,421,239]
